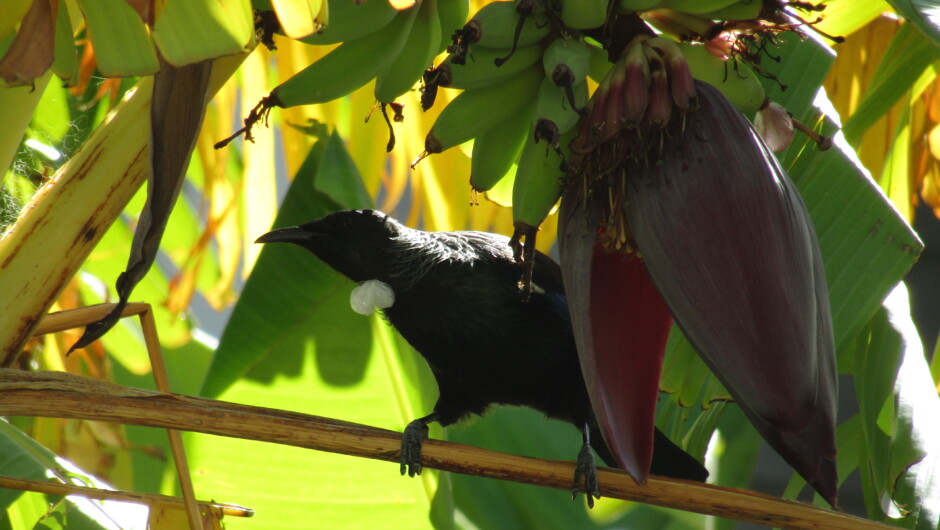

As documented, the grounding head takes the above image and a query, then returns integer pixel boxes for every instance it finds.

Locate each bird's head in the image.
[255,209,401,282]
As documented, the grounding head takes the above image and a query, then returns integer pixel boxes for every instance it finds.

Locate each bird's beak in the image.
[255,226,311,244]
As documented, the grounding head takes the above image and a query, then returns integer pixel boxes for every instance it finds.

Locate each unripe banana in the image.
[470,101,534,192]
[511,124,573,229]
[436,43,544,90]
[425,64,543,154]
[542,37,591,115]
[374,0,441,103]
[678,42,766,113]
[699,0,763,20]
[642,8,714,37]
[463,1,550,49]
[438,0,471,51]
[558,0,608,29]
[299,0,399,45]
[542,37,592,87]
[618,0,665,11]
[664,0,742,15]
[532,77,587,148]
[273,7,418,108]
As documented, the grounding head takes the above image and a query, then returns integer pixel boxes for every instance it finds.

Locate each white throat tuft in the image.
[350,279,395,315]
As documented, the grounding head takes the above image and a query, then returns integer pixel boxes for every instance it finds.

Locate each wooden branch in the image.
[0,369,890,530]
[33,303,153,335]
[0,475,253,518]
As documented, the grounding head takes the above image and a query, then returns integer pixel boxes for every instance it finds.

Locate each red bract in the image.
[559,193,673,483]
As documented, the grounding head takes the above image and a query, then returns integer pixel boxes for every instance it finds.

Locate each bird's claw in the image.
[572,444,601,508]
[400,419,430,477]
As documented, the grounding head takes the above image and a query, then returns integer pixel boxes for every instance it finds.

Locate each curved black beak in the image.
[255,226,311,244]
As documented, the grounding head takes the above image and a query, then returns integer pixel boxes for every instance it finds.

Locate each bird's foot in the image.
[572,444,601,508]
[401,419,430,477]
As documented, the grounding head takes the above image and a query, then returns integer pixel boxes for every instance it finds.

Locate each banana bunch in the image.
[261,0,470,112]
[421,23,593,287]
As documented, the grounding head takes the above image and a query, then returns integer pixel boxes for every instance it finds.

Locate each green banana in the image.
[509,121,575,298]
[470,100,533,192]
[542,36,591,114]
[558,0,608,29]
[299,0,399,45]
[699,0,763,20]
[511,122,573,229]
[642,8,715,37]
[617,0,665,11]
[542,37,591,86]
[678,42,766,112]
[463,1,550,49]
[374,0,441,103]
[532,76,587,148]
[272,7,418,108]
[437,0,470,51]
[664,0,742,15]
[436,42,544,90]
[425,64,543,154]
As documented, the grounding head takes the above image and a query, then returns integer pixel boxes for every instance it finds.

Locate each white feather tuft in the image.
[350,279,396,315]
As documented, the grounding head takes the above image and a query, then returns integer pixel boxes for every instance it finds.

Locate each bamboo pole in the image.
[0,369,892,530]
[0,475,252,519]
[138,308,203,530]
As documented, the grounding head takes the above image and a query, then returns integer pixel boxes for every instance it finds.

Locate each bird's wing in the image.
[457,231,572,329]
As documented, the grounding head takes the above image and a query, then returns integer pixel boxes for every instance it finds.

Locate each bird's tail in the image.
[591,424,708,482]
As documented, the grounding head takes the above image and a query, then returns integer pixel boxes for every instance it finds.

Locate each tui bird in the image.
[256,209,707,504]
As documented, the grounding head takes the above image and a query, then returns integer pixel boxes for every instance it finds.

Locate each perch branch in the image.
[0,369,890,530]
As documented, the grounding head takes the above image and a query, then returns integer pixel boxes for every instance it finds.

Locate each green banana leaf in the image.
[0,421,57,511]
[0,422,114,529]
[200,128,372,397]
[860,287,940,529]
[886,0,940,47]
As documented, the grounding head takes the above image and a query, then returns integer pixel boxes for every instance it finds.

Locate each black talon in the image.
[572,423,601,508]
[401,412,437,477]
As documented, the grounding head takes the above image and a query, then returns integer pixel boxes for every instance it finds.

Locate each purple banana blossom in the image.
[560,37,839,506]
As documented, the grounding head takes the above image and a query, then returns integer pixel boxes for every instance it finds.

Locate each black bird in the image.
[256,209,707,504]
